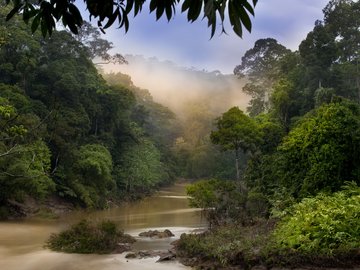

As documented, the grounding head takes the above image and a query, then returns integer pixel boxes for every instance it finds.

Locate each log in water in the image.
[0,183,206,270]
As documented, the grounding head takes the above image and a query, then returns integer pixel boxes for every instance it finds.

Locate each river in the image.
[0,183,206,270]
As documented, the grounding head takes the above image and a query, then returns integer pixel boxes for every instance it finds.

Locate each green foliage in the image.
[5,0,258,38]
[63,144,114,208]
[115,136,169,193]
[234,38,291,116]
[270,78,295,130]
[177,222,271,267]
[186,179,247,225]
[0,12,179,213]
[211,106,262,182]
[211,107,262,153]
[173,137,236,180]
[76,144,114,189]
[277,101,360,197]
[314,87,335,107]
[0,140,55,201]
[255,114,285,154]
[272,183,360,255]
[46,219,135,254]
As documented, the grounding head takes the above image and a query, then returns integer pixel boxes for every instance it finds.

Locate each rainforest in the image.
[0,1,359,270]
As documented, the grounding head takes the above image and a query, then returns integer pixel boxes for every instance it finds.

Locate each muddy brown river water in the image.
[0,183,206,270]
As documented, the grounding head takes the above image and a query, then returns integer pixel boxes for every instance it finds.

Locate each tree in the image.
[298,1,360,105]
[277,100,360,198]
[74,144,114,207]
[74,21,127,65]
[210,107,261,186]
[234,38,291,116]
[4,0,258,38]
[270,78,295,130]
[0,7,183,215]
[115,136,168,193]
[0,82,57,211]
[323,0,360,102]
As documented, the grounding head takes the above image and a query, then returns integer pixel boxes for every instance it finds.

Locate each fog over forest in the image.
[104,55,251,118]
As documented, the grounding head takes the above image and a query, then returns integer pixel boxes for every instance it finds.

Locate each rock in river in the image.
[138,229,175,238]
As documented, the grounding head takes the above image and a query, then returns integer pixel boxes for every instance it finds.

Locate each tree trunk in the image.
[94,117,98,136]
[356,57,360,103]
[235,148,240,181]
[235,148,247,195]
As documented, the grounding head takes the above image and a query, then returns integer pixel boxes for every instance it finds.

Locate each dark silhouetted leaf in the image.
[31,13,41,33]
[6,5,22,21]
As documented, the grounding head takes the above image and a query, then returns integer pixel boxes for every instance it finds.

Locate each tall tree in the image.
[74,21,127,65]
[323,0,360,102]
[210,107,261,186]
[234,38,291,116]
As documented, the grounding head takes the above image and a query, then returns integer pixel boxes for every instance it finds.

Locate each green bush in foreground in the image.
[272,183,360,255]
[46,219,135,254]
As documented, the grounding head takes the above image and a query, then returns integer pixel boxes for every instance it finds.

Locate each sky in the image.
[92,0,331,74]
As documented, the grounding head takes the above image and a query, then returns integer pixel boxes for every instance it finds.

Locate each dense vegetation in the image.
[1,0,360,267]
[0,3,240,218]
[0,6,181,217]
[178,0,360,268]
[46,219,135,254]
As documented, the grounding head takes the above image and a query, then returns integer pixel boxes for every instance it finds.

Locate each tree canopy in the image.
[4,0,258,38]
[234,38,291,117]
[210,107,261,182]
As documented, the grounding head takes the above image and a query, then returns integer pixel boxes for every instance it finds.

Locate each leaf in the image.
[165,4,172,21]
[119,8,130,32]
[68,3,83,25]
[40,18,48,38]
[243,1,255,16]
[31,13,41,33]
[125,0,134,14]
[238,6,252,32]
[64,12,79,34]
[204,0,214,18]
[103,8,119,29]
[155,5,165,20]
[204,0,216,38]
[186,0,202,22]
[6,5,22,21]
[134,0,145,16]
[149,0,158,12]
[181,0,191,12]
[228,1,243,38]
[218,0,227,21]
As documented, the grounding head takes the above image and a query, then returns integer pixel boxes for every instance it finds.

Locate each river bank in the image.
[1,182,172,220]
[175,220,360,270]
[0,183,206,270]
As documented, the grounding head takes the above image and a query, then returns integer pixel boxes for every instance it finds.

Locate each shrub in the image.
[186,179,246,226]
[46,219,135,254]
[177,222,272,267]
[271,183,360,255]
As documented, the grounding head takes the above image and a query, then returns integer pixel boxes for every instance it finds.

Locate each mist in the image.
[104,55,250,119]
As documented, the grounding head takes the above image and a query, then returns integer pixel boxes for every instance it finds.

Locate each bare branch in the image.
[0,144,19,158]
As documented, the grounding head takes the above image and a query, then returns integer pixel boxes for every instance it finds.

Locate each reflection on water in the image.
[0,183,206,270]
